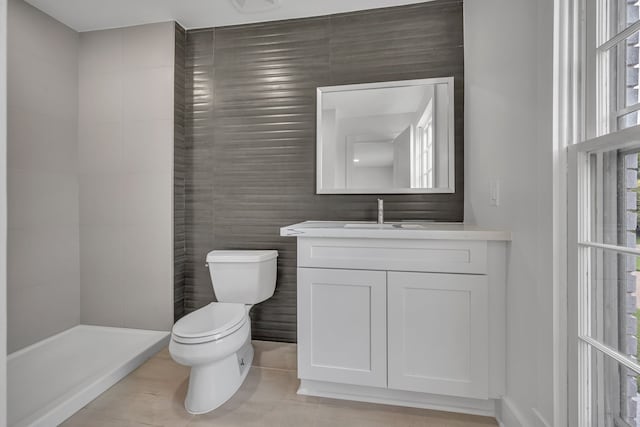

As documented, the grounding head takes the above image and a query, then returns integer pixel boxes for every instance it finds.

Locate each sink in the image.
[393,223,426,229]
[344,223,396,229]
[343,222,426,230]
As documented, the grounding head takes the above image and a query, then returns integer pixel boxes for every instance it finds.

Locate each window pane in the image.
[584,150,640,355]
[609,29,640,112]
[616,0,640,34]
[589,347,639,426]
[588,151,638,245]
[587,247,639,360]
[619,110,640,130]
[604,28,640,130]
[623,31,640,109]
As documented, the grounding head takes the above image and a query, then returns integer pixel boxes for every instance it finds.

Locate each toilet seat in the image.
[172,302,248,344]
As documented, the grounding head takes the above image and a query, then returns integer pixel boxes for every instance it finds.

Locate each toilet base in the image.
[184,338,254,415]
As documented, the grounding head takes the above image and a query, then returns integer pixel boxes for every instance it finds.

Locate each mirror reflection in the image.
[317,78,454,194]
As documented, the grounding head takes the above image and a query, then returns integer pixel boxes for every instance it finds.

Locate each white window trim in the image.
[554,0,576,424]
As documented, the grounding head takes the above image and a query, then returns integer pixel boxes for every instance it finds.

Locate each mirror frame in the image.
[316,77,455,194]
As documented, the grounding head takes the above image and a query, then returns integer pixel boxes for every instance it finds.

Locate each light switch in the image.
[490,180,500,207]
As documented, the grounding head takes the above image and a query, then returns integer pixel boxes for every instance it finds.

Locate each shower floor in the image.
[7,325,169,427]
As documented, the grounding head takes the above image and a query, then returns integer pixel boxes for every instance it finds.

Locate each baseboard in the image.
[499,396,530,427]
[299,379,497,418]
[532,408,552,427]
[251,340,296,371]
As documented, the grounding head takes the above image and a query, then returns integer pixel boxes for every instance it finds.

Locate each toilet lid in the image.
[172,302,247,343]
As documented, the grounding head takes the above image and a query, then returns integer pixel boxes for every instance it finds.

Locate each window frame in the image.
[412,99,435,189]
[568,127,640,427]
[567,0,640,425]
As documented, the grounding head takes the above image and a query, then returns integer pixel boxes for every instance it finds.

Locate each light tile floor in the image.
[62,346,498,427]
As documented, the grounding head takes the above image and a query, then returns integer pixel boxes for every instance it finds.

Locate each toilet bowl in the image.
[169,302,253,414]
[169,250,278,414]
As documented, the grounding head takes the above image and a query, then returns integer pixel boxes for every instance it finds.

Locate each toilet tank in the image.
[206,250,278,304]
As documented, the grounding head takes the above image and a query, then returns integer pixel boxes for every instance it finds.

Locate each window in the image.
[607,7,640,131]
[574,149,640,426]
[570,1,640,426]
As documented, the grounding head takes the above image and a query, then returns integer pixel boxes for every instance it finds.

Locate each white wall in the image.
[464,1,554,426]
[7,0,80,352]
[336,113,413,188]
[78,22,174,331]
[5,2,174,351]
[393,125,412,187]
[0,0,7,422]
[350,166,393,188]
[321,108,337,188]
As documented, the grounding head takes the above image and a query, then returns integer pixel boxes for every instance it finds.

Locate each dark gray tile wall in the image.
[180,0,464,342]
[184,29,216,315]
[174,23,186,321]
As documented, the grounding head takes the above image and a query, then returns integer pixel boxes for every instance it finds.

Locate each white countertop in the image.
[280,221,512,241]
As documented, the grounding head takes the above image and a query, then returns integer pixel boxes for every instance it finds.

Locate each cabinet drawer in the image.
[297,238,487,274]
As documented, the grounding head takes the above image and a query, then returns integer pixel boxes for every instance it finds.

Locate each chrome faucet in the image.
[377,198,384,224]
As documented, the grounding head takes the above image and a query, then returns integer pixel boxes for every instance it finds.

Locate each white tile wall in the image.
[8,170,79,228]
[122,120,173,173]
[79,30,122,75]
[121,23,174,69]
[78,22,175,331]
[78,71,122,124]
[79,225,124,327]
[7,0,80,352]
[122,68,174,121]
[79,174,123,226]
[78,122,123,174]
[7,3,175,350]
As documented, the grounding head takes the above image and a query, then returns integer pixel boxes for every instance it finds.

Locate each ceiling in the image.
[323,86,432,119]
[25,0,432,32]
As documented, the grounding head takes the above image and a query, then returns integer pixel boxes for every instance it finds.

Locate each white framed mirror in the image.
[316,77,455,194]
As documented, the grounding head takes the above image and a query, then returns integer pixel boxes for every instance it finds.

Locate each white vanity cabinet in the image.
[386,271,489,399]
[297,268,387,388]
[298,268,490,398]
[281,222,510,417]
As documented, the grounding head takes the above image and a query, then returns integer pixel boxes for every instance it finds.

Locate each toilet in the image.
[169,250,278,414]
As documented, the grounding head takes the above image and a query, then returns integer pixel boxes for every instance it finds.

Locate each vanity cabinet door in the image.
[297,268,387,387]
[387,271,489,399]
